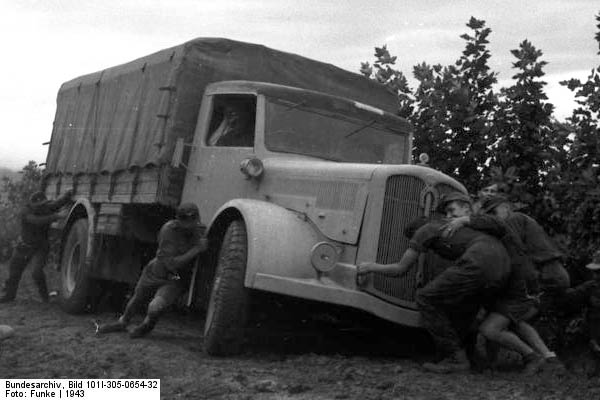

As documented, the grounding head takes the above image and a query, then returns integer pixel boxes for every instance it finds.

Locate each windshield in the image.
[264,97,410,164]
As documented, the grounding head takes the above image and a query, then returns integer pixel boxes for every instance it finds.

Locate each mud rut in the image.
[0,264,598,399]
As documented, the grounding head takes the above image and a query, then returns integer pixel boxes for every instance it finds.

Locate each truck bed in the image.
[44,38,400,206]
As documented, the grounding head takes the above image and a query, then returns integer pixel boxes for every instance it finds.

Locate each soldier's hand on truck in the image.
[55,209,69,220]
[355,262,373,287]
[357,262,378,275]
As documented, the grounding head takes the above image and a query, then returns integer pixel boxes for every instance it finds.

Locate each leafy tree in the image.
[553,12,600,268]
[363,18,501,191]
[360,45,415,118]
[411,17,500,191]
[493,40,558,212]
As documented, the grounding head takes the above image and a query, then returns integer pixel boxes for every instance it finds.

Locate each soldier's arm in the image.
[45,189,74,212]
[465,214,508,238]
[440,214,506,239]
[170,244,205,271]
[358,248,420,277]
[168,227,208,272]
[23,211,63,226]
[358,222,435,277]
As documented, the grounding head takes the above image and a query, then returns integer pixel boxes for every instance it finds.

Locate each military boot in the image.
[423,350,471,373]
[34,278,49,303]
[129,317,157,339]
[0,282,18,303]
[97,321,128,334]
[523,352,546,375]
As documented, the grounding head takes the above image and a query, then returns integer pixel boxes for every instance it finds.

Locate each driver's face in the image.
[445,201,471,218]
[224,106,241,122]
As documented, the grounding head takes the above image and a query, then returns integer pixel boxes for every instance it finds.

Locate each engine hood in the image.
[256,158,465,244]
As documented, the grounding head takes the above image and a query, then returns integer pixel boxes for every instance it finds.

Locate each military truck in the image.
[43,38,465,355]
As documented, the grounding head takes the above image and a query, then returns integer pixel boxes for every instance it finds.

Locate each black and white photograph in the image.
[1,1,599,399]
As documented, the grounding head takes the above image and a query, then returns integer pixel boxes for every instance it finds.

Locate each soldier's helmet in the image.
[176,202,200,222]
[29,191,47,206]
[438,192,472,212]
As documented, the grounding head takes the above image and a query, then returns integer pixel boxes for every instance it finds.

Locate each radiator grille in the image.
[366,175,461,305]
[372,175,424,303]
[376,175,424,264]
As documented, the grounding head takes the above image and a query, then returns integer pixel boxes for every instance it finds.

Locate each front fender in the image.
[209,199,322,288]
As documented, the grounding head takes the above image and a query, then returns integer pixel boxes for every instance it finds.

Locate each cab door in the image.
[182,93,260,220]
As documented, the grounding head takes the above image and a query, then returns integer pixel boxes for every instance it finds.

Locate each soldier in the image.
[207,100,255,147]
[561,250,600,376]
[358,193,513,373]
[0,190,73,303]
[97,203,208,338]
[479,195,570,293]
[442,198,565,373]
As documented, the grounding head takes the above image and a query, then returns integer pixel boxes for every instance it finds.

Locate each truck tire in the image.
[59,219,92,314]
[203,220,249,356]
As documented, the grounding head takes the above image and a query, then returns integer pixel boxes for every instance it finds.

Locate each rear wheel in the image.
[59,219,93,314]
[203,220,249,356]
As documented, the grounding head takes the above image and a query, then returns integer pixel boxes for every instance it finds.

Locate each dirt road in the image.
[0,265,598,399]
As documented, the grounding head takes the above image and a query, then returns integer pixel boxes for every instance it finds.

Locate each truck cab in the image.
[180,81,465,354]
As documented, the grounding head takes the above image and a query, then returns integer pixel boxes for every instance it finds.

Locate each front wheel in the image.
[59,219,93,314]
[203,220,249,356]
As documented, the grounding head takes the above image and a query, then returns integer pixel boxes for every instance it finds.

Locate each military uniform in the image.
[468,214,538,323]
[1,191,72,302]
[564,279,600,341]
[121,219,206,323]
[98,203,207,338]
[480,196,569,292]
[411,219,511,356]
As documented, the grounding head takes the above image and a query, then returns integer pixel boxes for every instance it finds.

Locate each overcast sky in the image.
[0,0,598,170]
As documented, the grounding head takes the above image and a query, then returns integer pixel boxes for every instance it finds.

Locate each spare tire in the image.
[203,220,249,356]
[59,219,93,314]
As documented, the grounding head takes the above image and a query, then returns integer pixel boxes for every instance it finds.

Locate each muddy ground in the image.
[0,264,599,400]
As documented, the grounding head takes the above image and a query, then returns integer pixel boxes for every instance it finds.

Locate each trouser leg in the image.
[1,246,33,301]
[479,312,534,356]
[119,279,156,325]
[130,283,184,338]
[30,248,49,302]
[417,264,484,356]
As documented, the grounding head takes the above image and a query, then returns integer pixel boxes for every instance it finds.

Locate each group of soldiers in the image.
[1,185,599,375]
[0,190,208,339]
[359,185,600,375]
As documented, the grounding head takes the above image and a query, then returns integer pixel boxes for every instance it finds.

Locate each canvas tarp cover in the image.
[46,38,400,175]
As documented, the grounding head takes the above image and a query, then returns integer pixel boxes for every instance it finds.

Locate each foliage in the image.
[412,17,500,190]
[360,45,415,118]
[0,161,43,261]
[362,12,600,272]
[551,13,600,269]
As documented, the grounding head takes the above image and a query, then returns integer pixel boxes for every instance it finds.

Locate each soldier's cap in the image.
[481,195,510,214]
[176,203,200,220]
[29,191,47,206]
[586,250,600,271]
[438,192,472,210]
